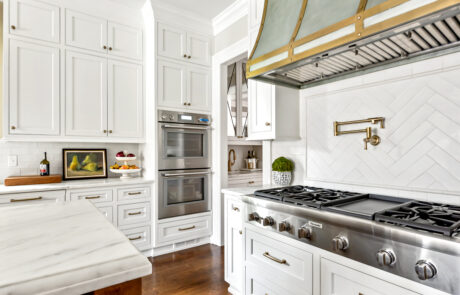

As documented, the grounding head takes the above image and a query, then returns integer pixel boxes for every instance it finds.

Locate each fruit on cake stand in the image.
[110,151,141,180]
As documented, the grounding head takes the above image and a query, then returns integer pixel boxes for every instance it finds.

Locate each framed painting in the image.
[63,149,108,180]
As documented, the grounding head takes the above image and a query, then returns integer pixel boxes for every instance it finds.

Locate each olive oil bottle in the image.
[40,152,50,176]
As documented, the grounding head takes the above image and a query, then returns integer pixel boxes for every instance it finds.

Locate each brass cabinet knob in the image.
[265,122,271,126]
[188,102,191,106]
[187,55,191,59]
[11,126,16,130]
[108,130,113,134]
[183,54,187,58]
[109,47,113,51]
[103,45,107,49]
[183,102,187,106]
[11,25,16,30]
[103,130,107,133]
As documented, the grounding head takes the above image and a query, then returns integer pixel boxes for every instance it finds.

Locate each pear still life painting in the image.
[63,149,108,180]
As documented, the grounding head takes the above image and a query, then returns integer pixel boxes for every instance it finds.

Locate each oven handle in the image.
[161,171,211,177]
[162,124,211,130]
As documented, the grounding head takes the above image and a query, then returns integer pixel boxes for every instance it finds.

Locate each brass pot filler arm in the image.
[333,117,385,150]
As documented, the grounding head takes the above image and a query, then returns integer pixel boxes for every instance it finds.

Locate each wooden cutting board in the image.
[4,175,62,186]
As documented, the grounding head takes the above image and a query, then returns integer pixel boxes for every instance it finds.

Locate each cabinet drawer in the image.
[0,190,65,205]
[121,225,151,251]
[246,266,291,295]
[117,202,150,226]
[245,229,313,295]
[69,189,113,204]
[117,186,150,202]
[97,206,113,223]
[157,215,211,244]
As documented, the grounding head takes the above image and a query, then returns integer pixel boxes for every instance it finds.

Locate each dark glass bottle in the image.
[40,152,50,176]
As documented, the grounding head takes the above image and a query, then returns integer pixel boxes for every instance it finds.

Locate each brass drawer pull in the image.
[128,192,142,196]
[10,196,43,203]
[248,181,255,184]
[265,122,271,126]
[178,225,196,231]
[263,252,287,265]
[239,230,242,235]
[11,25,16,30]
[232,207,240,212]
[85,196,101,199]
[129,236,142,241]
[128,211,142,216]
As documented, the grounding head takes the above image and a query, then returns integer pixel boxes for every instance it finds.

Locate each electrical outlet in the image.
[8,155,18,167]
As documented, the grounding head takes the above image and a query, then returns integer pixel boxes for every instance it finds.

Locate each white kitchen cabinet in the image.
[321,258,420,295]
[157,22,211,66]
[9,40,60,135]
[65,10,108,53]
[156,214,212,245]
[108,60,143,138]
[249,0,265,31]
[187,66,211,111]
[224,196,244,294]
[0,190,66,206]
[9,0,60,43]
[65,51,108,137]
[108,22,143,60]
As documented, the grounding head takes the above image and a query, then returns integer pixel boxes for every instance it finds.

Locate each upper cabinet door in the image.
[187,66,211,112]
[108,22,143,60]
[157,23,187,61]
[157,59,187,109]
[107,60,143,138]
[248,80,275,139]
[9,40,60,135]
[186,32,211,66]
[9,0,60,43]
[66,51,108,137]
[65,10,107,53]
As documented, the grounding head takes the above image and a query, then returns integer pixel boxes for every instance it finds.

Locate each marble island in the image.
[0,200,152,294]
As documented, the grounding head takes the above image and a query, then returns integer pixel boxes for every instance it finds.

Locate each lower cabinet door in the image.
[97,206,113,223]
[225,198,244,293]
[320,258,420,295]
[121,225,151,251]
[245,266,290,295]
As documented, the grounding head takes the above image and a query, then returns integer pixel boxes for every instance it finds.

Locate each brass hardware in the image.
[103,45,107,49]
[232,206,240,212]
[187,103,191,106]
[183,54,187,58]
[128,192,142,196]
[10,196,43,202]
[263,252,287,265]
[228,149,236,172]
[129,236,142,241]
[103,130,107,133]
[265,122,271,126]
[184,102,187,105]
[334,117,385,150]
[249,181,255,184]
[239,230,243,235]
[187,55,191,59]
[109,47,113,51]
[85,196,101,199]
[364,135,381,150]
[11,126,16,130]
[128,211,142,216]
[108,130,113,134]
[11,25,16,30]
[178,225,196,231]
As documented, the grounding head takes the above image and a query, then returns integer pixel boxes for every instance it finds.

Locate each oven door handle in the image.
[162,171,211,177]
[162,124,211,130]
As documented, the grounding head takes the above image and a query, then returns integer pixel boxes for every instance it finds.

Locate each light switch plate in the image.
[8,155,18,167]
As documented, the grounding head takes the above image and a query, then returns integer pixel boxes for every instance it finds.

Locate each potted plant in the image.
[272,157,294,186]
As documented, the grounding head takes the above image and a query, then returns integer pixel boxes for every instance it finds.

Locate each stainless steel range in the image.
[244,186,460,294]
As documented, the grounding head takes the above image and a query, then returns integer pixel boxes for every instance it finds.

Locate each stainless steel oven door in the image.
[158,123,211,170]
[158,169,212,219]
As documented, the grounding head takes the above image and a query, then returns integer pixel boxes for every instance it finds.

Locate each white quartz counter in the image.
[0,177,154,195]
[0,200,152,294]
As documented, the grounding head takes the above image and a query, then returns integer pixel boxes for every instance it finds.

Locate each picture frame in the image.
[62,149,108,180]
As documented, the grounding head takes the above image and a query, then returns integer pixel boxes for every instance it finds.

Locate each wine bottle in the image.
[40,152,50,176]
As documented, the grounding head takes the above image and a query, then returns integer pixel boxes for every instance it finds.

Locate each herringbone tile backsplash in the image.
[303,51,460,196]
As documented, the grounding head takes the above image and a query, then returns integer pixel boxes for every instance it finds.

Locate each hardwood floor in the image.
[142,244,230,295]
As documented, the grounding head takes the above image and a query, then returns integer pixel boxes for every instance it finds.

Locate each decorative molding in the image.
[212,0,248,36]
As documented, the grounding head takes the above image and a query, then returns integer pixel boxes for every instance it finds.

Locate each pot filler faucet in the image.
[333,117,385,150]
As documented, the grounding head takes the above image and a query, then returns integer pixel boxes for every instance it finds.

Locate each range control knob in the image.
[278,221,291,232]
[332,236,349,251]
[376,249,396,266]
[169,115,174,120]
[248,212,260,222]
[298,226,312,240]
[415,260,437,280]
[262,216,275,227]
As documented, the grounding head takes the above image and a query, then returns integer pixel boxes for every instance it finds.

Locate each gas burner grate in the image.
[375,201,460,236]
[283,190,365,208]
[254,186,323,201]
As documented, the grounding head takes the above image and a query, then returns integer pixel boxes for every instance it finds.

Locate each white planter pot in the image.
[272,171,292,186]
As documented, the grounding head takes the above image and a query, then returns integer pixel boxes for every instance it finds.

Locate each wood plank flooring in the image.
[142,244,230,295]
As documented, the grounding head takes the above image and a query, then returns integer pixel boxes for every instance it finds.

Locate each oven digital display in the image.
[180,115,193,121]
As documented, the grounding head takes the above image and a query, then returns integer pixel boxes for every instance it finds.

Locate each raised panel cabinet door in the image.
[65,10,108,53]
[186,32,211,66]
[65,51,108,137]
[248,80,275,139]
[108,22,143,60]
[9,0,60,43]
[187,66,211,111]
[9,40,60,135]
[225,198,243,294]
[107,60,143,138]
[157,23,186,61]
[157,59,187,109]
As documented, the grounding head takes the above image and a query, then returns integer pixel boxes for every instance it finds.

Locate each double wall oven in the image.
[158,110,212,219]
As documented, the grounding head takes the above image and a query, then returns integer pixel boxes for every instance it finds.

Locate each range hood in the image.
[246,0,460,88]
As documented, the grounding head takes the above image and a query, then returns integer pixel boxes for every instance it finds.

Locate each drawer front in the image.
[121,225,151,251]
[117,202,150,226]
[246,266,290,295]
[0,190,66,205]
[97,206,113,223]
[69,189,113,204]
[245,229,313,295]
[117,186,150,202]
[157,215,211,244]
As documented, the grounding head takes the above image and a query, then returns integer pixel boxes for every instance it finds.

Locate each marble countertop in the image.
[0,200,152,294]
[0,177,154,195]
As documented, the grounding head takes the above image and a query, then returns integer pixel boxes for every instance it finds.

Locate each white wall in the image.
[272,50,460,205]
